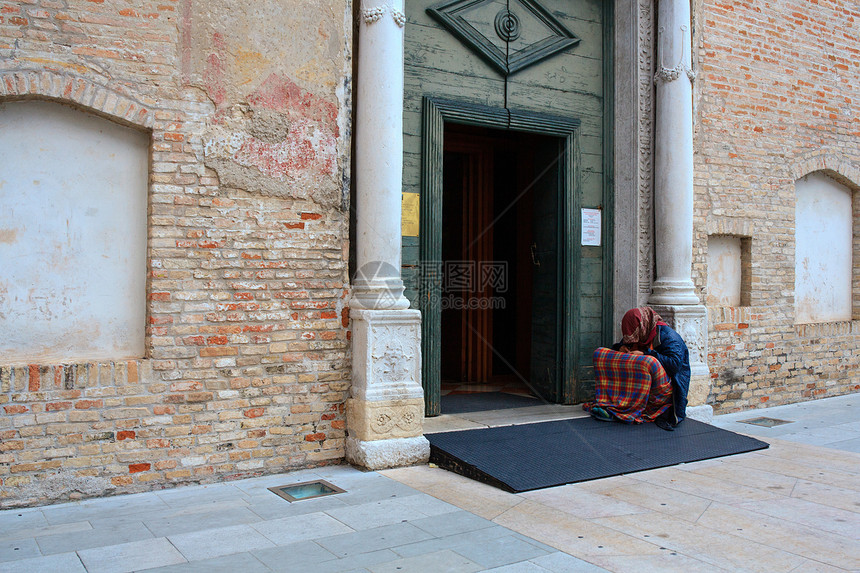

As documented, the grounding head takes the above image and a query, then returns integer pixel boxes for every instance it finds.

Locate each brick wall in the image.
[694,0,860,412]
[0,0,352,507]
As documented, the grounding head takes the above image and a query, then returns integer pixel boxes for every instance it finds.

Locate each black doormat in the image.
[440,392,543,414]
[428,417,769,492]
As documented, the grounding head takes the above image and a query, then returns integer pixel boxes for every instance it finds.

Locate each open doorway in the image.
[439,124,563,412]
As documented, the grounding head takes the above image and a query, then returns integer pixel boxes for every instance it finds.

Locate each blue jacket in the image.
[646,325,690,423]
[613,324,690,424]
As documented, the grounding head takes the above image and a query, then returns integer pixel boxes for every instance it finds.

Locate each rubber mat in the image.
[440,392,542,414]
[427,417,769,492]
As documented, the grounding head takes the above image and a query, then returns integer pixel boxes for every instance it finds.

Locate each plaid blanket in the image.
[583,347,673,423]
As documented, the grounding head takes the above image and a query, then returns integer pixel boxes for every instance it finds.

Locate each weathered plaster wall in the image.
[693,0,860,412]
[0,0,353,507]
[794,172,852,324]
[0,100,149,365]
[706,235,741,307]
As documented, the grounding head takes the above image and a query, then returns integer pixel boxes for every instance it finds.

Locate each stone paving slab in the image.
[167,523,275,562]
[0,538,41,563]
[0,508,48,532]
[439,534,552,569]
[290,548,403,573]
[368,549,483,573]
[250,541,340,571]
[35,521,155,556]
[76,538,186,573]
[250,511,354,545]
[314,522,436,559]
[389,524,523,559]
[527,552,611,572]
[408,509,496,538]
[146,551,270,573]
[0,551,86,573]
[139,502,263,537]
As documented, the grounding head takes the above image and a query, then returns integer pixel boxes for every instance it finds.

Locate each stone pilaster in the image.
[347,0,429,468]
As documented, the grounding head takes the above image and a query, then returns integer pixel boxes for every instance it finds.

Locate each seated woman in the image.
[583,307,690,430]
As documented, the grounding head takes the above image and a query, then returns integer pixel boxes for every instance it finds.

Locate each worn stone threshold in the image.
[424,403,589,434]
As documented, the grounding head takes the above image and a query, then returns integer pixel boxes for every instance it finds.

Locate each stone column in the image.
[649,0,711,421]
[346,0,430,469]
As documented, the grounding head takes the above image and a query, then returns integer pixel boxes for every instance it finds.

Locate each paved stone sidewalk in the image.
[1,394,858,572]
[0,464,602,573]
[710,392,860,453]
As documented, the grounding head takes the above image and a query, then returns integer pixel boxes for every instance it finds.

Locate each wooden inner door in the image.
[441,125,555,388]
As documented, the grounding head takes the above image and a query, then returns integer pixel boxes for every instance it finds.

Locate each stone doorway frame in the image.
[346,0,712,470]
[417,97,587,415]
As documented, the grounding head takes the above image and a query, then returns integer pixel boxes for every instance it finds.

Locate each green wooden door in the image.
[529,137,563,402]
[404,0,613,414]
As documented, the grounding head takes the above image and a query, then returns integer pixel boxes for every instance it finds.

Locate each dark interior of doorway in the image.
[440,123,557,409]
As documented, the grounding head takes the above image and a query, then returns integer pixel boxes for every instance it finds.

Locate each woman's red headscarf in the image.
[621,307,668,348]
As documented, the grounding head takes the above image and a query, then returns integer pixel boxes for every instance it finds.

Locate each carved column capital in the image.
[362,4,406,27]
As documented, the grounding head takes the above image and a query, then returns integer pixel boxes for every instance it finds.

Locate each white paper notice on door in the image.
[581,208,601,246]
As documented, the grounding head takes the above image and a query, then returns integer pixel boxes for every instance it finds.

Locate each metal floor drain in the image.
[268,479,345,502]
[739,417,794,427]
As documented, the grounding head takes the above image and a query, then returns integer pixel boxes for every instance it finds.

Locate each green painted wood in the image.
[405,0,613,408]
[419,97,444,416]
[562,123,581,404]
[426,0,581,76]
[419,96,581,408]
[600,0,616,390]
[529,137,564,403]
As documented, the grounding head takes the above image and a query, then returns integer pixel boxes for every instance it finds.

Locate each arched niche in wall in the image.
[794,171,854,324]
[0,100,149,363]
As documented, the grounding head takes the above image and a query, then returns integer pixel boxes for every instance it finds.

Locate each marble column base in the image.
[649,278,701,306]
[651,304,711,407]
[686,404,714,424]
[345,435,430,470]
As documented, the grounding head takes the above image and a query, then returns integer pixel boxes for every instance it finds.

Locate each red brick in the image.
[46,402,72,411]
[28,365,40,392]
[199,347,238,357]
[3,405,28,414]
[244,407,265,418]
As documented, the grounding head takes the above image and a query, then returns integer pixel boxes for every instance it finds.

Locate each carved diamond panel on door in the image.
[427,0,581,76]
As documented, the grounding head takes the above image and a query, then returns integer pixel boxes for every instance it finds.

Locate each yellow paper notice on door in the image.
[402,192,420,236]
